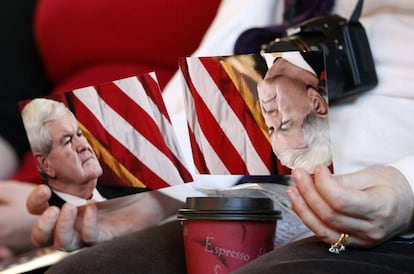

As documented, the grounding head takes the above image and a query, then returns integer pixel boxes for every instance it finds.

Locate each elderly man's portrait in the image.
[20,74,192,207]
[21,98,150,207]
[180,51,332,175]
[259,52,332,173]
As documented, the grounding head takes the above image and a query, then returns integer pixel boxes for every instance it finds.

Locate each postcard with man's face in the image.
[179,51,332,176]
[19,73,192,207]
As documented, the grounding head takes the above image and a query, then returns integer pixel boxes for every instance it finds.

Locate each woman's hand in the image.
[287,164,414,248]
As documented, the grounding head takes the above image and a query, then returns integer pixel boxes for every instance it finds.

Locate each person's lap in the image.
[46,220,414,274]
[46,220,187,274]
[233,236,414,274]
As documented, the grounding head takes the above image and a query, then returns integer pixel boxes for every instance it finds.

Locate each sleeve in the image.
[389,156,414,194]
[390,156,414,239]
[191,0,284,57]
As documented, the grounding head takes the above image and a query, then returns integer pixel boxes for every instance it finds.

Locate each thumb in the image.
[26,184,51,215]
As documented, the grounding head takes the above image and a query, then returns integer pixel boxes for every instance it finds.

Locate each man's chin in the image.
[90,168,103,178]
[83,162,103,177]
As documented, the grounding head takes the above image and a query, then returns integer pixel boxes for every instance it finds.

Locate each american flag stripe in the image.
[180,57,272,175]
[180,58,238,174]
[71,89,180,189]
[128,75,193,181]
[180,68,217,174]
[135,74,171,121]
[104,77,193,182]
[187,125,211,174]
[67,75,191,189]
[200,58,274,170]
[218,60,270,143]
[95,82,179,170]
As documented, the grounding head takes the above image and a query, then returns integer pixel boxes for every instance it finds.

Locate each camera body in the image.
[262,14,378,102]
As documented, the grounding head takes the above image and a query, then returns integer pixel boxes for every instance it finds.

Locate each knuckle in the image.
[363,222,387,244]
[330,196,349,212]
[319,208,338,226]
[367,229,386,243]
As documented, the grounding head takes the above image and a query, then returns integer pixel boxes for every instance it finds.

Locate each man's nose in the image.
[73,136,89,151]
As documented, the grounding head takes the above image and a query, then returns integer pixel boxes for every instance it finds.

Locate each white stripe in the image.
[113,75,191,171]
[186,58,270,174]
[112,76,153,119]
[182,79,230,174]
[73,85,184,185]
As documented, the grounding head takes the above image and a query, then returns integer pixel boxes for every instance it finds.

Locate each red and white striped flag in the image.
[179,55,287,175]
[55,73,192,190]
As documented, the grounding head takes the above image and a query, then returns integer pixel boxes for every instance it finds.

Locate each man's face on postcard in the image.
[257,75,313,157]
[44,114,103,185]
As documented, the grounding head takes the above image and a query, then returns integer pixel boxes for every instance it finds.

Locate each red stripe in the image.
[179,59,207,173]
[187,123,210,174]
[138,74,172,122]
[96,82,178,162]
[179,58,249,174]
[137,75,193,181]
[96,81,192,182]
[199,57,274,172]
[70,92,170,189]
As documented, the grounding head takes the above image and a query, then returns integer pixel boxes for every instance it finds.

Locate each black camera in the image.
[261,0,377,102]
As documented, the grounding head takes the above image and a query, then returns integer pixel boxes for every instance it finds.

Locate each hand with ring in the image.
[328,233,349,254]
[286,164,414,250]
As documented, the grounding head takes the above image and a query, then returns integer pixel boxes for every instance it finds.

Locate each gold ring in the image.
[328,233,349,254]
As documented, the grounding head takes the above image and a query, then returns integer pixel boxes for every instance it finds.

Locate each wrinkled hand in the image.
[287,165,414,248]
[27,186,91,250]
[27,184,84,250]
[27,185,183,251]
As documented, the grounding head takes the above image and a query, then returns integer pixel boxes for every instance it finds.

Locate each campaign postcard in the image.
[19,73,192,207]
[179,51,332,176]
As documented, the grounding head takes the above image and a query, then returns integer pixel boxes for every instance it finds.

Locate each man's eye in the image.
[64,137,72,145]
[77,130,83,137]
[279,120,289,131]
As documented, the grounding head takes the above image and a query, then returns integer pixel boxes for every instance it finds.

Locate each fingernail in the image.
[285,188,293,198]
[285,186,296,199]
[39,185,50,198]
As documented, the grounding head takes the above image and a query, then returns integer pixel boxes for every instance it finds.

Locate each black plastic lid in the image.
[177,196,282,221]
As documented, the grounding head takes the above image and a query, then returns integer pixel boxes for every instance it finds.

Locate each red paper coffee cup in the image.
[178,197,282,274]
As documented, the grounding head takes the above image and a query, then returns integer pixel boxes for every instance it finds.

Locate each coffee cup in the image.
[178,196,282,274]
